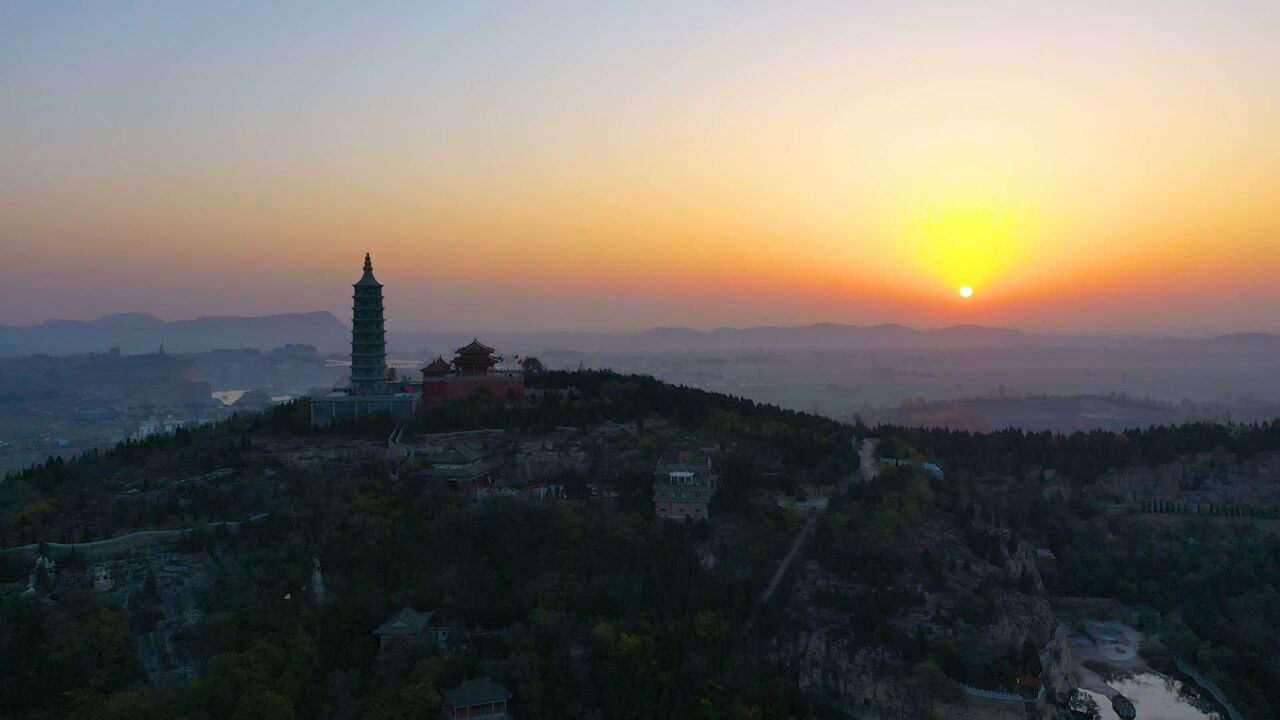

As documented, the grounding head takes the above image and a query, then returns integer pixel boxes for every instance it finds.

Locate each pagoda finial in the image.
[363,253,372,272]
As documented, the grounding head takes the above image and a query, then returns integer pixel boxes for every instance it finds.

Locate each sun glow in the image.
[896,162,1034,301]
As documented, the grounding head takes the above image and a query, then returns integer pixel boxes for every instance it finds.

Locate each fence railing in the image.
[958,683,1043,703]
[1173,656,1245,720]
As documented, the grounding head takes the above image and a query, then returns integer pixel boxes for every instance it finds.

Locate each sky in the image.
[2,1,1278,336]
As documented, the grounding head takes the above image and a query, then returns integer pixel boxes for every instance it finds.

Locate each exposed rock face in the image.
[1038,623,1078,702]
[769,562,918,717]
[771,560,1057,718]
[1097,451,1280,508]
[92,548,214,684]
[773,625,915,714]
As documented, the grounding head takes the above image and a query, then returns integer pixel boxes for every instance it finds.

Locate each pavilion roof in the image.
[455,338,495,355]
[422,357,452,374]
[443,678,511,708]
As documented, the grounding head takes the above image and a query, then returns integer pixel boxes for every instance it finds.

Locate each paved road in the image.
[858,438,879,482]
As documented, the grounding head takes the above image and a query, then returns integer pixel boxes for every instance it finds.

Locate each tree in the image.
[1067,689,1102,720]
[231,688,296,720]
[1018,567,1036,595]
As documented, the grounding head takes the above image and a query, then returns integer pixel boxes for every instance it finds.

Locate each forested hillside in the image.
[2,371,1279,719]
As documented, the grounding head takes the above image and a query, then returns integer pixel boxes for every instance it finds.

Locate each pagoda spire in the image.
[363,252,372,273]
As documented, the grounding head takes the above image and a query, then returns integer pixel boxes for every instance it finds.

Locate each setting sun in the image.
[958,285,974,299]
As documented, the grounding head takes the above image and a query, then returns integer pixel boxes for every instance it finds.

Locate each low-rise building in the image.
[441,678,512,719]
[653,455,718,520]
[373,607,449,653]
[880,457,944,478]
[413,443,500,494]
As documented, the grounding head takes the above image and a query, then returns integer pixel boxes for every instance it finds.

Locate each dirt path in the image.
[743,508,821,635]
[743,439,873,635]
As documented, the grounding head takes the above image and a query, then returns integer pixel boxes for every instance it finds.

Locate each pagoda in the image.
[310,254,418,427]
[349,253,388,395]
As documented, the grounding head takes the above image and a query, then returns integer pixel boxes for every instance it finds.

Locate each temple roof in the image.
[354,253,382,287]
[455,338,495,355]
[373,607,437,636]
[425,442,489,465]
[442,678,511,708]
[422,356,452,374]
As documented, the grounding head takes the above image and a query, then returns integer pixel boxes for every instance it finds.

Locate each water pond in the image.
[1082,672,1222,720]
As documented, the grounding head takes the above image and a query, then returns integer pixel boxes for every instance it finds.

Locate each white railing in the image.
[959,683,1043,703]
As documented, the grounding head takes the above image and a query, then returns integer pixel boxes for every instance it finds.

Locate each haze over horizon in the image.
[6,309,1277,343]
[4,1,1279,335]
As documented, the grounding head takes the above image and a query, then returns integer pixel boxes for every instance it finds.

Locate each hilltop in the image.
[1,371,1278,719]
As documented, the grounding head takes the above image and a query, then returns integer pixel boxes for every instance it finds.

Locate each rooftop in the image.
[354,252,383,287]
[455,338,495,355]
[443,678,511,708]
[373,606,437,637]
[423,356,452,374]
[425,443,490,465]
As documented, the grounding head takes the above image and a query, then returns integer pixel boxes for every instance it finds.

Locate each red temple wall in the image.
[420,374,525,405]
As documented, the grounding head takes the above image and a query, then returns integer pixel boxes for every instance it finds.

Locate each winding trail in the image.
[742,437,878,636]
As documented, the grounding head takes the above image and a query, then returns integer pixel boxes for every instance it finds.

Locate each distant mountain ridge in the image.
[0,312,349,356]
[3,312,1278,358]
[388,322,1041,355]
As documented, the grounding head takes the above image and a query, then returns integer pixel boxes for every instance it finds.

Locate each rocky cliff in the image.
[1098,451,1280,509]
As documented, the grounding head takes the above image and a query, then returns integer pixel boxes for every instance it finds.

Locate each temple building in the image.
[311,254,419,427]
[410,442,500,494]
[420,339,525,405]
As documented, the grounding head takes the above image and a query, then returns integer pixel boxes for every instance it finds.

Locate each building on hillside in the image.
[880,457,944,478]
[373,606,449,654]
[653,455,718,520]
[420,339,525,406]
[311,254,419,427]
[413,443,500,494]
[441,678,512,720]
[1016,675,1043,700]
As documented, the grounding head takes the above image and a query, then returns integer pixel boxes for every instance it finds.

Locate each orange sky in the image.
[2,2,1278,335]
